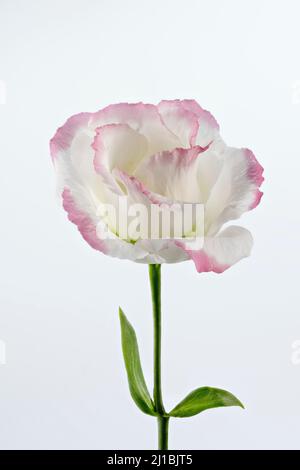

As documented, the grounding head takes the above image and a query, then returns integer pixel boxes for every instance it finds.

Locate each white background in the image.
[0,0,300,450]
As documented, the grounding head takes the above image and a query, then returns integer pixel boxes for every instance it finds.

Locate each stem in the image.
[157,415,169,450]
[149,264,169,450]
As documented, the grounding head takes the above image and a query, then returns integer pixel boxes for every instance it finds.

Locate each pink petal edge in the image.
[158,99,220,147]
[50,112,91,161]
[91,123,132,173]
[244,148,264,210]
[181,99,220,131]
[175,241,229,274]
[62,188,106,253]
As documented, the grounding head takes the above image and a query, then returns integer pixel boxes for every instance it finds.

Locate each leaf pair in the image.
[119,308,244,418]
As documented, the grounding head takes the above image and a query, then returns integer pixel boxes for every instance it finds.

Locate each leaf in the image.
[169,386,244,418]
[119,307,156,416]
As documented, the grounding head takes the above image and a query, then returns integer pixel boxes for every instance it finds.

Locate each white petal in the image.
[135,146,206,202]
[91,102,180,156]
[92,123,148,174]
[205,147,264,235]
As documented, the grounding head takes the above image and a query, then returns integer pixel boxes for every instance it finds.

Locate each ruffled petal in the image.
[113,168,169,206]
[91,102,180,156]
[205,147,264,235]
[92,123,148,174]
[62,188,106,252]
[158,99,220,148]
[62,188,150,261]
[180,99,220,147]
[50,112,91,161]
[180,225,253,273]
[135,145,213,204]
[113,169,200,246]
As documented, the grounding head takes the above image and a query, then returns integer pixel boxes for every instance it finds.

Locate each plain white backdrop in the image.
[0,0,300,450]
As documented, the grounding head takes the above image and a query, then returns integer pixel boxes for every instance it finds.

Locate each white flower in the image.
[50,100,263,273]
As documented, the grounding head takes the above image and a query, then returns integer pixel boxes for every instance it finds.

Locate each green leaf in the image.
[119,307,156,416]
[169,386,244,418]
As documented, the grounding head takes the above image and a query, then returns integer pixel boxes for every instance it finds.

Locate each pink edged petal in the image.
[179,225,253,273]
[244,148,264,210]
[250,189,263,210]
[158,100,199,148]
[244,148,264,187]
[62,188,106,253]
[134,146,208,202]
[187,250,229,274]
[113,168,199,244]
[91,102,180,155]
[50,112,91,160]
[62,188,149,261]
[51,114,127,223]
[205,147,264,235]
[92,123,148,174]
[180,99,220,147]
[158,99,220,148]
[113,168,169,206]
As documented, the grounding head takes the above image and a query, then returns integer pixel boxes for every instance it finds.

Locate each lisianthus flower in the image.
[50,100,263,273]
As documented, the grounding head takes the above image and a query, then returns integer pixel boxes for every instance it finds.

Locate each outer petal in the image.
[205,147,264,235]
[62,188,150,261]
[62,188,106,253]
[181,226,253,273]
[50,112,91,161]
[158,99,220,148]
[51,116,151,260]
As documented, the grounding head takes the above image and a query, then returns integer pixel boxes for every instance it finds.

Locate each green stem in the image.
[157,415,169,450]
[149,264,169,450]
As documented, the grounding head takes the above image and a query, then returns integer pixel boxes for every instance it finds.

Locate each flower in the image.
[50,100,263,273]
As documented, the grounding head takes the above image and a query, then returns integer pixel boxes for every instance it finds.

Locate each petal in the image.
[158,99,220,148]
[51,113,124,229]
[134,146,207,202]
[135,143,226,205]
[135,239,189,264]
[205,147,264,235]
[50,112,91,161]
[92,123,148,174]
[180,99,220,147]
[158,100,199,148]
[113,169,204,252]
[50,112,106,201]
[91,102,180,156]
[62,188,149,261]
[62,188,106,253]
[113,168,169,206]
[244,148,264,209]
[181,226,253,273]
